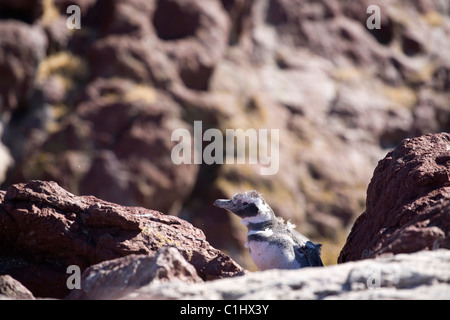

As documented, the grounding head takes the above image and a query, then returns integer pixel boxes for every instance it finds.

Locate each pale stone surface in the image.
[124,250,450,300]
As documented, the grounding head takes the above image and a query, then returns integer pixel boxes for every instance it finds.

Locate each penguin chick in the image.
[214,190,323,270]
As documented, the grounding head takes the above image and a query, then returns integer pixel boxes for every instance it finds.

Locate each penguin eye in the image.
[242,202,248,206]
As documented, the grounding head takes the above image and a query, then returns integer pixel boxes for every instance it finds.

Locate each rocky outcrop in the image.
[0,180,244,298]
[119,250,450,300]
[339,133,450,262]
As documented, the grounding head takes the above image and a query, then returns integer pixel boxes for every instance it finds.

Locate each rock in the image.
[0,0,42,23]
[88,36,178,86]
[87,0,230,91]
[120,250,450,300]
[66,247,202,300]
[339,133,450,263]
[154,0,230,90]
[0,275,35,300]
[0,180,244,298]
[6,76,199,216]
[184,0,450,267]
[1,0,450,271]
[0,20,47,112]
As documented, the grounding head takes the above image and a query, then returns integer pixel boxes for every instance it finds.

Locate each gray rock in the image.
[0,275,35,300]
[124,250,450,299]
[66,247,203,300]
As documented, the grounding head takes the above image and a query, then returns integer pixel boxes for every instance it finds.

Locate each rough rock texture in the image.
[0,274,35,300]
[120,250,450,300]
[339,133,450,263]
[0,20,47,112]
[0,180,244,298]
[66,247,202,300]
[1,0,450,269]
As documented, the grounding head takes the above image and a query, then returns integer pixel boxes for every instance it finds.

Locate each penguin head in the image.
[214,190,275,224]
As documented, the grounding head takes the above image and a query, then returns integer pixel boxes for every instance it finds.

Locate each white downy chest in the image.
[245,230,299,270]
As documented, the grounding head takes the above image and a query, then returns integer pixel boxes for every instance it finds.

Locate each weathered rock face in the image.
[1,0,449,269]
[66,247,203,300]
[0,180,244,298]
[339,133,450,263]
[120,250,450,300]
[0,274,35,300]
[0,20,47,113]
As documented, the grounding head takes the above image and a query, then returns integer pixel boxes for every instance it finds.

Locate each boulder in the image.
[339,133,450,262]
[0,274,35,300]
[66,247,202,300]
[0,20,47,112]
[0,180,244,298]
[121,250,450,300]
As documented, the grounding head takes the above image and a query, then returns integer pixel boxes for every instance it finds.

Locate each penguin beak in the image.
[213,199,235,210]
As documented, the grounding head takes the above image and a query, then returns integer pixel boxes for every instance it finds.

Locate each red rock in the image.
[0,180,244,298]
[0,20,47,112]
[339,133,450,263]
[7,76,200,216]
[154,0,230,90]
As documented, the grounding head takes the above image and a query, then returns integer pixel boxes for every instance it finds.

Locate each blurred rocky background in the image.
[0,0,449,269]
